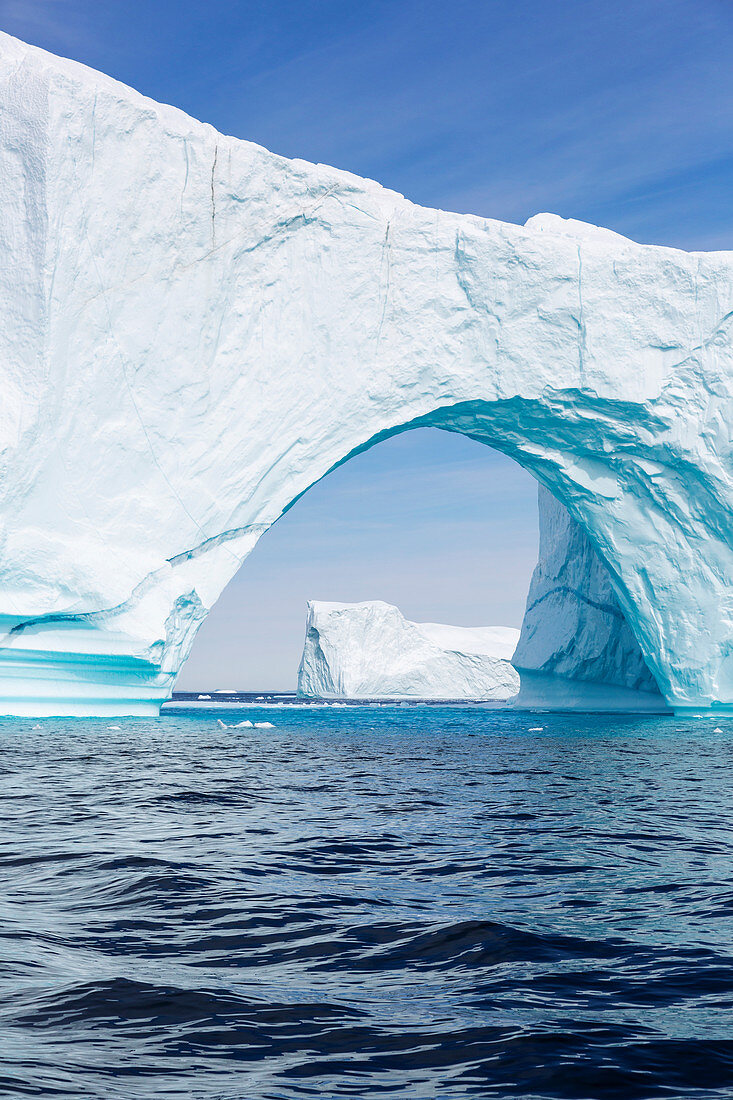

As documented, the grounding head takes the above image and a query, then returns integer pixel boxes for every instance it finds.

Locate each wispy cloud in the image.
[199,0,733,249]
[0,0,96,53]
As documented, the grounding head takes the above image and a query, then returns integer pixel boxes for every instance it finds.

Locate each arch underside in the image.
[284,413,667,709]
[0,31,731,714]
[0,406,708,716]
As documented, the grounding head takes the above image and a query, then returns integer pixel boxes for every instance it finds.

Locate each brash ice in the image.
[0,33,731,714]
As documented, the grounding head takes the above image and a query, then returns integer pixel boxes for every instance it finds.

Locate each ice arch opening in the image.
[253,401,705,713]
[178,428,540,693]
[0,33,731,714]
[265,420,666,701]
[179,422,663,709]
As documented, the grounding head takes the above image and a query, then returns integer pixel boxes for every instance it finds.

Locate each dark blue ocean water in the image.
[2,705,733,1099]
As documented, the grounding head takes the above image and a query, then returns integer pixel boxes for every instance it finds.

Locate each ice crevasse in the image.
[0,32,732,715]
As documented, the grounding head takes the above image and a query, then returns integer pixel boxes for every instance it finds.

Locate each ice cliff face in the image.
[0,33,732,714]
[297,602,520,700]
[513,486,661,695]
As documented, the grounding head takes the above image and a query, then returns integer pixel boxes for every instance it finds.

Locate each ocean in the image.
[1,703,733,1099]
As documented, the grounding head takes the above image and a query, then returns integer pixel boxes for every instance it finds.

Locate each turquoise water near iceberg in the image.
[1,705,733,1098]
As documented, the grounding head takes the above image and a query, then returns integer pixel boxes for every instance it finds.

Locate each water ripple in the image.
[1,708,733,1097]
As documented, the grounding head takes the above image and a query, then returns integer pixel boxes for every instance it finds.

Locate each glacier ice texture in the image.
[297,601,520,701]
[0,32,732,714]
[513,485,667,709]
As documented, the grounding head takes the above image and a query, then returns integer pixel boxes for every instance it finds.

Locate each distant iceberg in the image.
[297,601,520,701]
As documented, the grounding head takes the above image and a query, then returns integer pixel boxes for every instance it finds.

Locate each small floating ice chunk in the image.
[215,721,275,730]
[528,726,544,732]
[197,694,211,700]
[714,726,724,733]
[107,725,122,730]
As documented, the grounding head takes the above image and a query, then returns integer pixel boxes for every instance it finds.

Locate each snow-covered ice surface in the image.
[297,601,520,701]
[417,622,519,661]
[0,33,732,714]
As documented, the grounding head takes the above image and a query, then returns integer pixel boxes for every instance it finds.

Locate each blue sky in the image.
[3,0,732,687]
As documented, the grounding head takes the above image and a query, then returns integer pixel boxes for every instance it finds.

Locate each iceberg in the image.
[513,485,664,706]
[297,601,520,700]
[0,33,731,714]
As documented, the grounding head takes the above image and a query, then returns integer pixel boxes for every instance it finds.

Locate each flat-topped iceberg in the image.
[297,601,520,700]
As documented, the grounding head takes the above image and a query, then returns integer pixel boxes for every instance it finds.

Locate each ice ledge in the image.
[0,650,170,717]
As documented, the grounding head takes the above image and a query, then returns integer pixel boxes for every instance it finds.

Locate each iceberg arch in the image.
[0,32,731,715]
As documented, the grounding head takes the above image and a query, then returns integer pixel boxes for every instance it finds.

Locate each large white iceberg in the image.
[0,33,731,714]
[297,601,520,700]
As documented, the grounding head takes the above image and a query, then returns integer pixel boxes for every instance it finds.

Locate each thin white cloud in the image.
[0,0,95,52]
